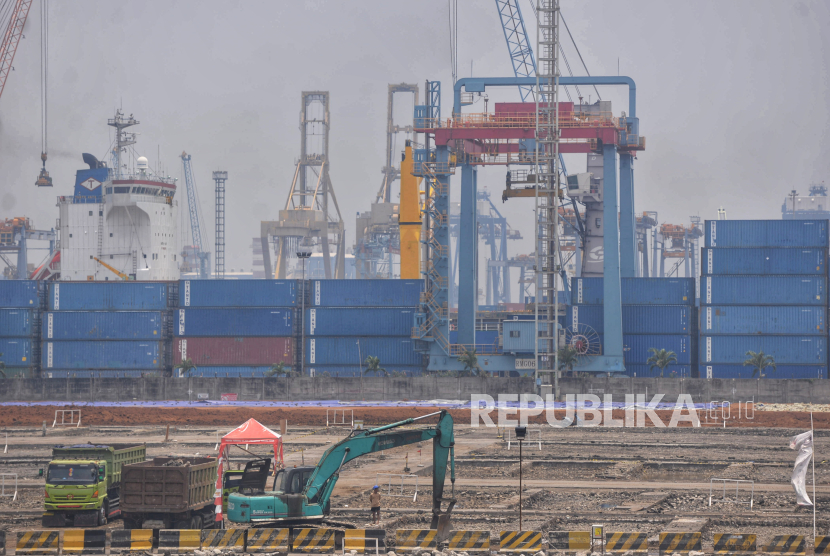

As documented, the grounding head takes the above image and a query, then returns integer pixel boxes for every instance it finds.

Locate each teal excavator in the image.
[227,410,456,535]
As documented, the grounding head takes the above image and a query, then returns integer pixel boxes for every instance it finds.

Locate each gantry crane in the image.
[180,152,211,279]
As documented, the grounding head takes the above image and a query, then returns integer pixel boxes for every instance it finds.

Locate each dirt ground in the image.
[2,402,830,428]
[2,402,829,553]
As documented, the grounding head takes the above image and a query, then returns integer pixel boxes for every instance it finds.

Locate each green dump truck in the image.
[43,443,146,527]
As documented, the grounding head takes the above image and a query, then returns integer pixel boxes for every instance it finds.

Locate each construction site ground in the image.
[0,403,827,554]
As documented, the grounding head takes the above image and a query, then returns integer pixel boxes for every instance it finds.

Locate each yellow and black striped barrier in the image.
[62,530,107,555]
[815,536,830,554]
[395,530,437,552]
[713,533,756,555]
[605,532,647,554]
[291,528,338,553]
[343,530,386,555]
[110,530,153,553]
[158,530,201,554]
[447,531,491,554]
[246,529,289,554]
[762,535,806,555]
[202,529,245,552]
[15,532,59,556]
[658,532,701,555]
[548,531,590,552]
[499,531,542,553]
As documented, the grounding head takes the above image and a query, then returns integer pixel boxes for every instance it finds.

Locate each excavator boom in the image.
[227,410,456,536]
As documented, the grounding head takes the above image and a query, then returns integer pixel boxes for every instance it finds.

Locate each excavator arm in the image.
[305,410,455,531]
[227,410,456,536]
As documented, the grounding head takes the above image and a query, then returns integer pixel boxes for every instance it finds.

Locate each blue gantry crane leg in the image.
[457,163,478,346]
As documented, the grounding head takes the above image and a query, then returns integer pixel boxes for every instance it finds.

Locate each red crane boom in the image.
[0,0,33,101]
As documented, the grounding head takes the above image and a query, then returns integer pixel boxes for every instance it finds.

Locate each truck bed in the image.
[121,457,217,513]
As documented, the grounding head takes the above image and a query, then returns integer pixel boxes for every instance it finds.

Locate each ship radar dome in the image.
[137,156,149,171]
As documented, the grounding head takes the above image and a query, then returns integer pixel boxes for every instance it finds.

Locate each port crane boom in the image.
[0,0,32,102]
[180,152,210,278]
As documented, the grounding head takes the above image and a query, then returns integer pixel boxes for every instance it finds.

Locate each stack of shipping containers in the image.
[42,282,169,377]
[305,279,424,376]
[567,277,697,376]
[173,280,296,377]
[0,280,39,377]
[699,220,828,379]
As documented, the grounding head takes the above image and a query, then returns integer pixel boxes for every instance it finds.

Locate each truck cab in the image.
[227,466,319,523]
[44,459,109,526]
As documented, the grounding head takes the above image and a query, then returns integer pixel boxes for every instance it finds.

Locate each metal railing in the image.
[709,478,754,509]
[375,473,419,501]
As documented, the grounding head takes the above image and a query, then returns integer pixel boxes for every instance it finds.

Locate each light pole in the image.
[297,246,312,376]
[515,426,527,530]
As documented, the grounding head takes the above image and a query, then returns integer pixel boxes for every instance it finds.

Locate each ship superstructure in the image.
[57,111,179,281]
[782,184,830,220]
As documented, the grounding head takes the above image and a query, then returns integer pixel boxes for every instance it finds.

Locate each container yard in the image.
[0,0,828,550]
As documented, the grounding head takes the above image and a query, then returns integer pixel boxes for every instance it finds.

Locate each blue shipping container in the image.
[43,370,161,378]
[702,276,826,305]
[701,248,826,275]
[307,337,423,366]
[306,365,424,377]
[306,308,417,336]
[705,219,829,248]
[175,308,293,337]
[571,278,694,305]
[0,280,39,307]
[43,341,163,369]
[567,305,693,334]
[448,330,501,353]
[621,334,693,365]
[180,279,297,307]
[622,364,694,378]
[0,338,32,364]
[312,279,423,307]
[700,335,827,365]
[700,306,826,335]
[42,311,164,340]
[49,282,169,310]
[698,364,826,380]
[186,366,274,377]
[0,309,34,337]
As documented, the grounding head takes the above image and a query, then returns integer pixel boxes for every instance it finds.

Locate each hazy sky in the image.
[1,1,828,284]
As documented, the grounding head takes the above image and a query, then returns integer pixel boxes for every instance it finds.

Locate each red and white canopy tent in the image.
[213,418,284,522]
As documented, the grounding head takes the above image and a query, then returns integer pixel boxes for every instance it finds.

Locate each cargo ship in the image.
[56,110,179,282]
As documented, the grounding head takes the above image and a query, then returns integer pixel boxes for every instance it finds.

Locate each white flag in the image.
[789,430,813,506]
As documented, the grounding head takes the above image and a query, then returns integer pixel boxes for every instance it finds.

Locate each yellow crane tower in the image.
[399,140,422,279]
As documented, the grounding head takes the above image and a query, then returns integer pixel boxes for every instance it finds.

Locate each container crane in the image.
[0,0,32,102]
[180,152,210,279]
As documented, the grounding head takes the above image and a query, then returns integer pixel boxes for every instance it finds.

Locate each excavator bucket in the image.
[431,500,456,542]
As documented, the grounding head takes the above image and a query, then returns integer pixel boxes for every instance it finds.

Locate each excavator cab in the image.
[222,459,272,513]
[273,466,316,494]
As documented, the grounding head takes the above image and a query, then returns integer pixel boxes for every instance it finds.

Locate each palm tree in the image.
[458,348,481,377]
[646,348,677,378]
[265,362,292,378]
[363,356,388,377]
[173,358,196,378]
[557,346,579,374]
[744,350,776,378]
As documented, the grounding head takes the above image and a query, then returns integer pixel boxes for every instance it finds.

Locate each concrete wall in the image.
[0,376,828,403]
